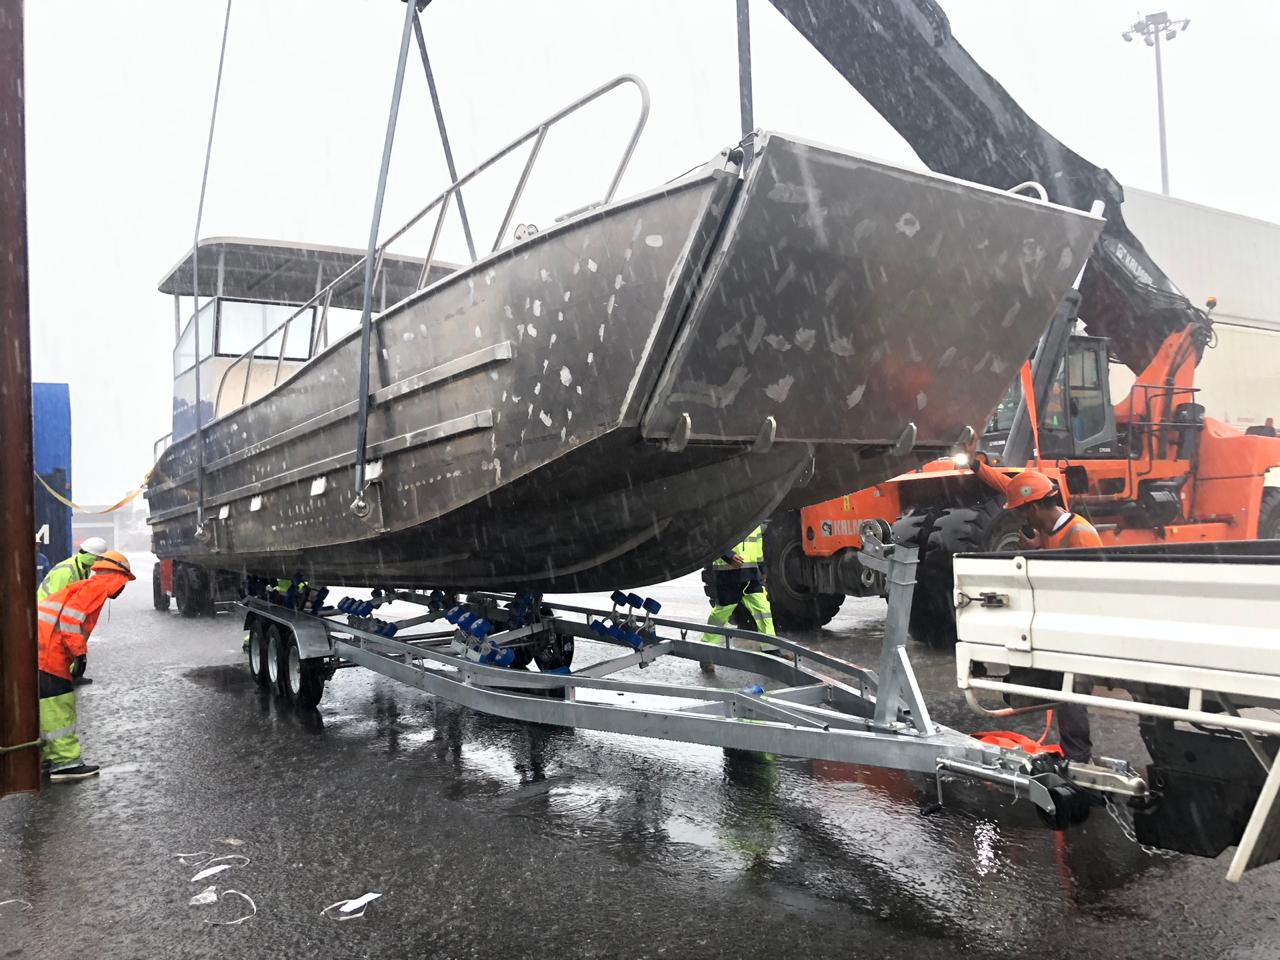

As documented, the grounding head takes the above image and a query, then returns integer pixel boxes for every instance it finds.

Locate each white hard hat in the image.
[78,537,109,557]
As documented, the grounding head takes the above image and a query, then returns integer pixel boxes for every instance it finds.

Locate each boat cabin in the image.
[158,238,456,441]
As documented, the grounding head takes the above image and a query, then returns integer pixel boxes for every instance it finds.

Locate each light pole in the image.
[1123,11,1191,195]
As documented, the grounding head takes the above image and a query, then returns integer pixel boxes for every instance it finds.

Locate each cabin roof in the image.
[158,238,460,311]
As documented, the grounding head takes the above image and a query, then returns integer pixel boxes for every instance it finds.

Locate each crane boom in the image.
[765,0,1204,372]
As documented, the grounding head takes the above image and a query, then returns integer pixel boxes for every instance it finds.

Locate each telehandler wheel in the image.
[762,511,844,632]
[152,563,171,612]
[281,631,326,709]
[1259,488,1280,539]
[246,619,271,686]
[897,501,1021,648]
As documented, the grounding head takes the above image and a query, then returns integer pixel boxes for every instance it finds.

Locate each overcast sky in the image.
[24,0,1280,503]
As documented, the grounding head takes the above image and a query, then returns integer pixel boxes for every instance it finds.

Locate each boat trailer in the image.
[239,532,1146,830]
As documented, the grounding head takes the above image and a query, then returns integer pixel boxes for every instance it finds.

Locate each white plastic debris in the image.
[189,886,219,906]
[321,892,382,921]
[204,890,256,926]
[174,850,214,865]
[187,854,250,882]
[191,864,234,882]
[0,899,32,912]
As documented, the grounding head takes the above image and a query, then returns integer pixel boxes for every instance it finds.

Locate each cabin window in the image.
[172,300,216,375]
[217,300,315,360]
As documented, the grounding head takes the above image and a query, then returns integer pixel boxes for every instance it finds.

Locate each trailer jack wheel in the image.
[1035,783,1093,831]
[282,633,326,709]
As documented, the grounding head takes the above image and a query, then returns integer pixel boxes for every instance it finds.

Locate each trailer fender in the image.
[237,602,333,661]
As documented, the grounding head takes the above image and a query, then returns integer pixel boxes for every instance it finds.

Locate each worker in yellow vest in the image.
[699,526,778,673]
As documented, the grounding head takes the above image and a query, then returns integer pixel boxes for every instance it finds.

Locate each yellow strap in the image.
[34,470,150,515]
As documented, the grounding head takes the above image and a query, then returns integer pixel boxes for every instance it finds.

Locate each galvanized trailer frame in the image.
[239,536,1146,825]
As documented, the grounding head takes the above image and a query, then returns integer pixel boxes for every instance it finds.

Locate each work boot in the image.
[73,675,93,686]
[49,763,100,782]
[699,661,716,675]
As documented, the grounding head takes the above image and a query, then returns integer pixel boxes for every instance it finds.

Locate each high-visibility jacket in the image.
[36,552,96,602]
[1043,513,1103,549]
[713,527,765,568]
[37,572,128,680]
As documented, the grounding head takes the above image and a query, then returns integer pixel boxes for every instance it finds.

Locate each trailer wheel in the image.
[265,623,288,695]
[281,632,325,709]
[762,511,844,632]
[152,563,171,611]
[247,619,271,686]
[1259,488,1280,539]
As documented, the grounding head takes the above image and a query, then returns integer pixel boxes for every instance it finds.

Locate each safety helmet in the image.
[91,550,136,581]
[1004,470,1058,510]
[78,536,109,557]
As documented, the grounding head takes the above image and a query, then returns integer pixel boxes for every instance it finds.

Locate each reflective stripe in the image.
[37,611,60,626]
[40,724,77,743]
[57,607,88,622]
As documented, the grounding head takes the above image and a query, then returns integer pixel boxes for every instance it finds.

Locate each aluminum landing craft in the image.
[148,122,1100,591]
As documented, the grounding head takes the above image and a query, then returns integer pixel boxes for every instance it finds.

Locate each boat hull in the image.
[148,134,1101,591]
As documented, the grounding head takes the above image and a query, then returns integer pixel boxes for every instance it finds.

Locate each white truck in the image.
[954,540,1280,881]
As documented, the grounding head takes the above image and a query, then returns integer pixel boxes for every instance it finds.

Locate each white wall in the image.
[1112,188,1280,429]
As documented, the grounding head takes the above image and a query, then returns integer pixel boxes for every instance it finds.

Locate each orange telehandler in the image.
[764,292,1280,644]
[755,0,1280,644]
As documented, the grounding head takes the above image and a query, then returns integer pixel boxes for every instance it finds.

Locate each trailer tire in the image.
[762,511,844,632]
[265,623,289,696]
[247,619,271,686]
[899,501,1021,648]
[1259,488,1280,539]
[281,631,325,709]
[152,563,171,612]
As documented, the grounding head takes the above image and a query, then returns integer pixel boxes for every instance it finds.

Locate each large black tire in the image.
[175,564,216,618]
[533,631,574,672]
[894,501,1022,648]
[280,629,325,709]
[152,563,171,612]
[762,511,844,632]
[246,619,271,686]
[1259,488,1280,539]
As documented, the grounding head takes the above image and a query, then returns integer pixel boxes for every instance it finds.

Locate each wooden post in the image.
[0,0,42,797]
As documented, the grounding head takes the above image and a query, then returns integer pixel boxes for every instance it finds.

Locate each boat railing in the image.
[212,73,650,420]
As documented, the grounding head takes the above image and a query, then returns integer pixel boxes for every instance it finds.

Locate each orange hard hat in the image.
[91,551,136,581]
[1004,470,1057,510]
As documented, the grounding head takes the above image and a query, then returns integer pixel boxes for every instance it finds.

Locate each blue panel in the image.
[32,382,73,571]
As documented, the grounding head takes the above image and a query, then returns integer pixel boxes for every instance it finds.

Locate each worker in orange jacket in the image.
[972,458,1101,762]
[37,551,135,781]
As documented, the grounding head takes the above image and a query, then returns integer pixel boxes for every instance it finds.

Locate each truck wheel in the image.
[909,501,1022,648]
[1259,489,1280,539]
[174,565,195,617]
[247,619,271,686]
[152,563,171,611]
[533,631,574,672]
[762,511,844,632]
[281,631,325,708]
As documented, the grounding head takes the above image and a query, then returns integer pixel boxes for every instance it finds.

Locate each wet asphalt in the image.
[3,557,1278,960]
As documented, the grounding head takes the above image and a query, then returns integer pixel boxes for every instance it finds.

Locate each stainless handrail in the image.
[212,73,650,417]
